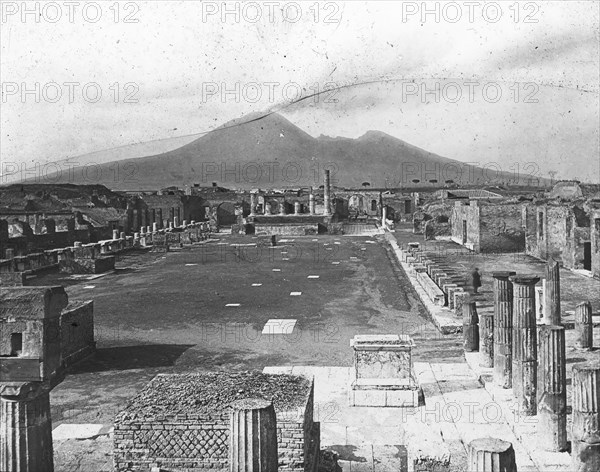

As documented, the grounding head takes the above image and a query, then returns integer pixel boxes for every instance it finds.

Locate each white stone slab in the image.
[52,424,113,440]
[262,319,297,334]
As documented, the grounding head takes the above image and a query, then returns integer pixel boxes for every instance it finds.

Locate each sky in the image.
[1,0,599,182]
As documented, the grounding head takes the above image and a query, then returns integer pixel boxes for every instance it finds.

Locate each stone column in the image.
[479,313,494,368]
[156,208,163,229]
[250,194,256,216]
[543,259,561,325]
[575,301,593,350]
[324,169,331,216]
[467,438,516,472]
[537,325,567,451]
[510,274,540,416]
[309,194,315,215]
[294,202,301,215]
[492,271,516,388]
[0,383,55,472]
[463,301,479,352]
[571,362,600,472]
[229,399,278,472]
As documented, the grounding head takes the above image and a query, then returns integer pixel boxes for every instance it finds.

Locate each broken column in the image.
[543,259,561,325]
[571,362,600,472]
[479,313,494,368]
[537,325,567,451]
[575,301,593,350]
[323,169,331,216]
[0,286,69,472]
[463,301,479,352]
[309,194,315,215]
[467,438,517,472]
[250,193,256,216]
[510,274,540,416]
[492,271,516,388]
[229,398,278,472]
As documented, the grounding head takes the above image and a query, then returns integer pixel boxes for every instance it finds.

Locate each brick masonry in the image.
[113,372,319,472]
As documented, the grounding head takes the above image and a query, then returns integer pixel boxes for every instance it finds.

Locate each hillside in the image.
[39,113,538,190]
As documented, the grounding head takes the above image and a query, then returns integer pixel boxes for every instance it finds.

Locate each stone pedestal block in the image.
[349,334,419,407]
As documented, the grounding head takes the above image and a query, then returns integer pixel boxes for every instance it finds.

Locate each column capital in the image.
[509,274,540,285]
[492,271,516,279]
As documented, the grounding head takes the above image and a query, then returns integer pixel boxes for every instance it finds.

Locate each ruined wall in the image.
[450,202,480,251]
[113,378,317,472]
[479,204,525,253]
[591,210,600,279]
[60,300,95,367]
[523,204,537,255]
[254,224,319,236]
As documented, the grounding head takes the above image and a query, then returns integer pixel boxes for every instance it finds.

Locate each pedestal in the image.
[349,334,419,407]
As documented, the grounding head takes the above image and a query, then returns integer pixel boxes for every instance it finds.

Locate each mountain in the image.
[38,112,538,190]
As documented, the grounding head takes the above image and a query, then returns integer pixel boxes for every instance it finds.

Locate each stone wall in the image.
[114,372,319,472]
[60,300,95,368]
[450,202,480,251]
[478,203,525,253]
[254,223,319,236]
[591,209,600,279]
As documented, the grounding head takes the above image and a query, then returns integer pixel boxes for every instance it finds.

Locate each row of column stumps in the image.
[249,193,316,217]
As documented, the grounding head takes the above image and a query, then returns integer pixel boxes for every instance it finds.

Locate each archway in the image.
[216,202,236,226]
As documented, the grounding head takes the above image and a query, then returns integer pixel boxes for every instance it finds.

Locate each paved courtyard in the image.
[33,234,458,430]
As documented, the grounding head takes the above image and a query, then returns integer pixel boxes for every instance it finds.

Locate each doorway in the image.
[583,242,592,270]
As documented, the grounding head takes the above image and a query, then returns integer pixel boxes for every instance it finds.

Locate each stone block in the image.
[59,256,115,274]
[0,271,26,286]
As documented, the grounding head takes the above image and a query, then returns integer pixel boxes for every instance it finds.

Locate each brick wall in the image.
[114,378,318,472]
